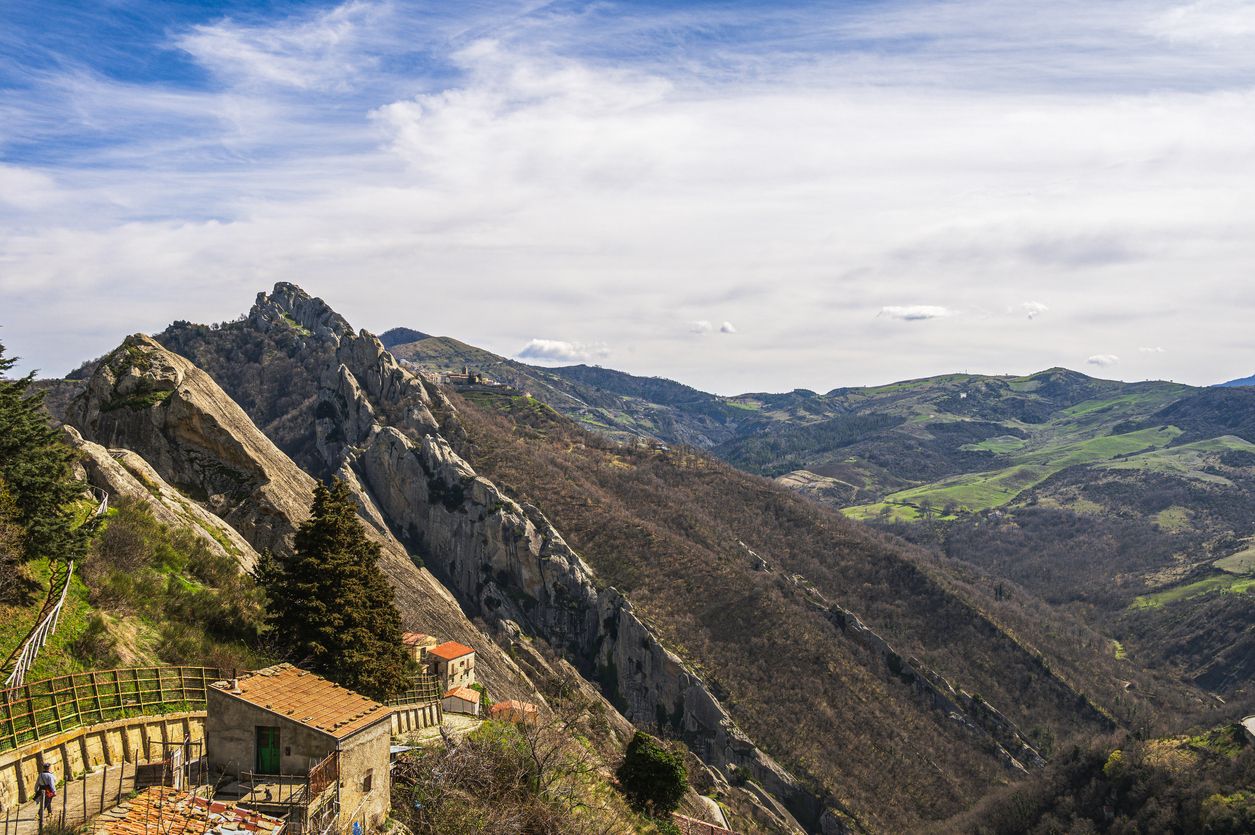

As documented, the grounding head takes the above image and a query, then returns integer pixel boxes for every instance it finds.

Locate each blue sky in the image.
[2,0,1254,392]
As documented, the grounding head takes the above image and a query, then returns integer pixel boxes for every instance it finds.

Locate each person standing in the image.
[35,763,56,814]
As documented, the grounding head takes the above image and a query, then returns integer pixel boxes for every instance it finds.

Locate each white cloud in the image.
[690,320,714,334]
[516,339,609,365]
[720,321,737,334]
[1087,354,1121,367]
[1139,345,1166,353]
[878,305,953,321]
[2,1,1255,391]
[1020,301,1049,320]
[1147,1,1255,44]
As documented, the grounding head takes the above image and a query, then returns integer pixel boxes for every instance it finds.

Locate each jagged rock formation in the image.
[65,335,315,557]
[61,333,536,702]
[64,426,261,569]
[267,293,821,829]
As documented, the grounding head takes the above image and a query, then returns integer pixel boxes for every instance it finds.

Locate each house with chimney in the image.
[205,664,392,834]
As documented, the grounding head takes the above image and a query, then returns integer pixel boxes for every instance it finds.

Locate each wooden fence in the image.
[387,674,442,707]
[0,667,222,753]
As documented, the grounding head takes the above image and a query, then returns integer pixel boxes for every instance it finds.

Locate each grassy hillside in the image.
[446,387,1209,832]
[1,498,269,684]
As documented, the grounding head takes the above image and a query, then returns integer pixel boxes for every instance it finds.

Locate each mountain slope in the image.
[384,341,1254,701]
[444,386,1211,832]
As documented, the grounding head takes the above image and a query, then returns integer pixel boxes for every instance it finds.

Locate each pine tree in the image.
[261,479,408,700]
[0,342,89,567]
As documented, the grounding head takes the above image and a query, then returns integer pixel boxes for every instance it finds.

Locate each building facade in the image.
[205,665,392,834]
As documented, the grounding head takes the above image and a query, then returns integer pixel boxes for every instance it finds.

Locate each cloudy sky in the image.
[1,0,1253,393]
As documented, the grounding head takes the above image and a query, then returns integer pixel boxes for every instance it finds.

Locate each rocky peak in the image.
[248,282,353,342]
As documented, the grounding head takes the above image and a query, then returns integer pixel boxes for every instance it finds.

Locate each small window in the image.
[362,769,374,792]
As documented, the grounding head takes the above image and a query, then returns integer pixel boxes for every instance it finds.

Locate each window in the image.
[362,769,374,792]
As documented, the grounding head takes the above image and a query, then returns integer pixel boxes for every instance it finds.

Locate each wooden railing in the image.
[0,666,222,753]
[387,674,442,706]
[1,486,109,690]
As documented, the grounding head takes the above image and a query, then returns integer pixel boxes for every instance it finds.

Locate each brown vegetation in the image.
[445,391,1201,831]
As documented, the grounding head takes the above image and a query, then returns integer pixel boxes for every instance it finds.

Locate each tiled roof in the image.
[428,641,475,661]
[210,664,391,739]
[401,631,436,646]
[91,787,284,835]
[443,685,479,703]
[490,700,538,715]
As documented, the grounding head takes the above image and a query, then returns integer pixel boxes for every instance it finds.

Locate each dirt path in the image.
[0,764,136,835]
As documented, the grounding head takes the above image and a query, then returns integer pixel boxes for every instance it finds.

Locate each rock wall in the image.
[309,337,821,830]
[63,335,535,701]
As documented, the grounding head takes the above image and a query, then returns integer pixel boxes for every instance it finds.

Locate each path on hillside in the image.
[0,763,135,835]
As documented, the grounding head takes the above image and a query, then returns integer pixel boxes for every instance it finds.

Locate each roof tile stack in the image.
[92,787,285,835]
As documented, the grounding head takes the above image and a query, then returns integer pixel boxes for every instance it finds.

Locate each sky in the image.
[1,0,1253,394]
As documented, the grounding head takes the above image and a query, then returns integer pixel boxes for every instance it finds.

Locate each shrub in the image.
[616,731,687,815]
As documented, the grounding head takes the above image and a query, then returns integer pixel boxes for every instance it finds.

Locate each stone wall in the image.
[390,703,441,738]
[335,724,391,833]
[205,689,340,778]
[0,713,204,810]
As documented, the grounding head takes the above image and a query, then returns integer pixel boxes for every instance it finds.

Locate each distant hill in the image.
[378,326,430,348]
[386,328,1255,701]
[1219,373,1255,387]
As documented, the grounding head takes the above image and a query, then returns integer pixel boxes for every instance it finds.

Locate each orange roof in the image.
[428,641,474,661]
[91,786,284,835]
[490,700,538,715]
[402,631,436,646]
[210,664,390,739]
[443,685,479,703]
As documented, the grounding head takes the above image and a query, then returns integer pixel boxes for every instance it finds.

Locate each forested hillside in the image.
[386,336,1255,706]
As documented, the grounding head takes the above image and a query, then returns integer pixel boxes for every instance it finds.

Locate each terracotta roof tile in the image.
[428,641,475,661]
[92,787,284,835]
[443,685,479,702]
[211,664,391,739]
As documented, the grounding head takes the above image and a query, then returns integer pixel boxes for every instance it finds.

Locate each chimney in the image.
[230,668,241,693]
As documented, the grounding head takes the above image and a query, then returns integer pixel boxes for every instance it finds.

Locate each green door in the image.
[255,726,281,774]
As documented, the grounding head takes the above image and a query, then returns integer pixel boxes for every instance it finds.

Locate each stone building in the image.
[400,632,439,665]
[489,700,539,725]
[426,641,475,690]
[441,686,480,717]
[205,665,392,834]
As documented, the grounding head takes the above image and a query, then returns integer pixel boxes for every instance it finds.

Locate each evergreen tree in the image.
[260,479,408,700]
[615,731,688,815]
[0,342,89,567]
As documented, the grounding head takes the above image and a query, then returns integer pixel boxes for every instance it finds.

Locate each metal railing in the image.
[0,666,222,753]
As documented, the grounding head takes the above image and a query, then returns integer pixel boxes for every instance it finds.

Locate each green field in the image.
[1131,573,1255,610]
[846,426,1182,517]
[1215,546,1255,575]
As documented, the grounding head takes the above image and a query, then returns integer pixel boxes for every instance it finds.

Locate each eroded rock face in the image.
[66,335,316,556]
[63,333,536,701]
[64,426,262,570]
[310,337,818,829]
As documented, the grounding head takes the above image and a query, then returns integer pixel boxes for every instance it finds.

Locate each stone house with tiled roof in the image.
[425,641,476,690]
[205,664,392,833]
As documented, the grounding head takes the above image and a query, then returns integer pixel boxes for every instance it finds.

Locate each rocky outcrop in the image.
[62,333,535,701]
[305,331,818,830]
[65,335,316,557]
[64,426,261,570]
